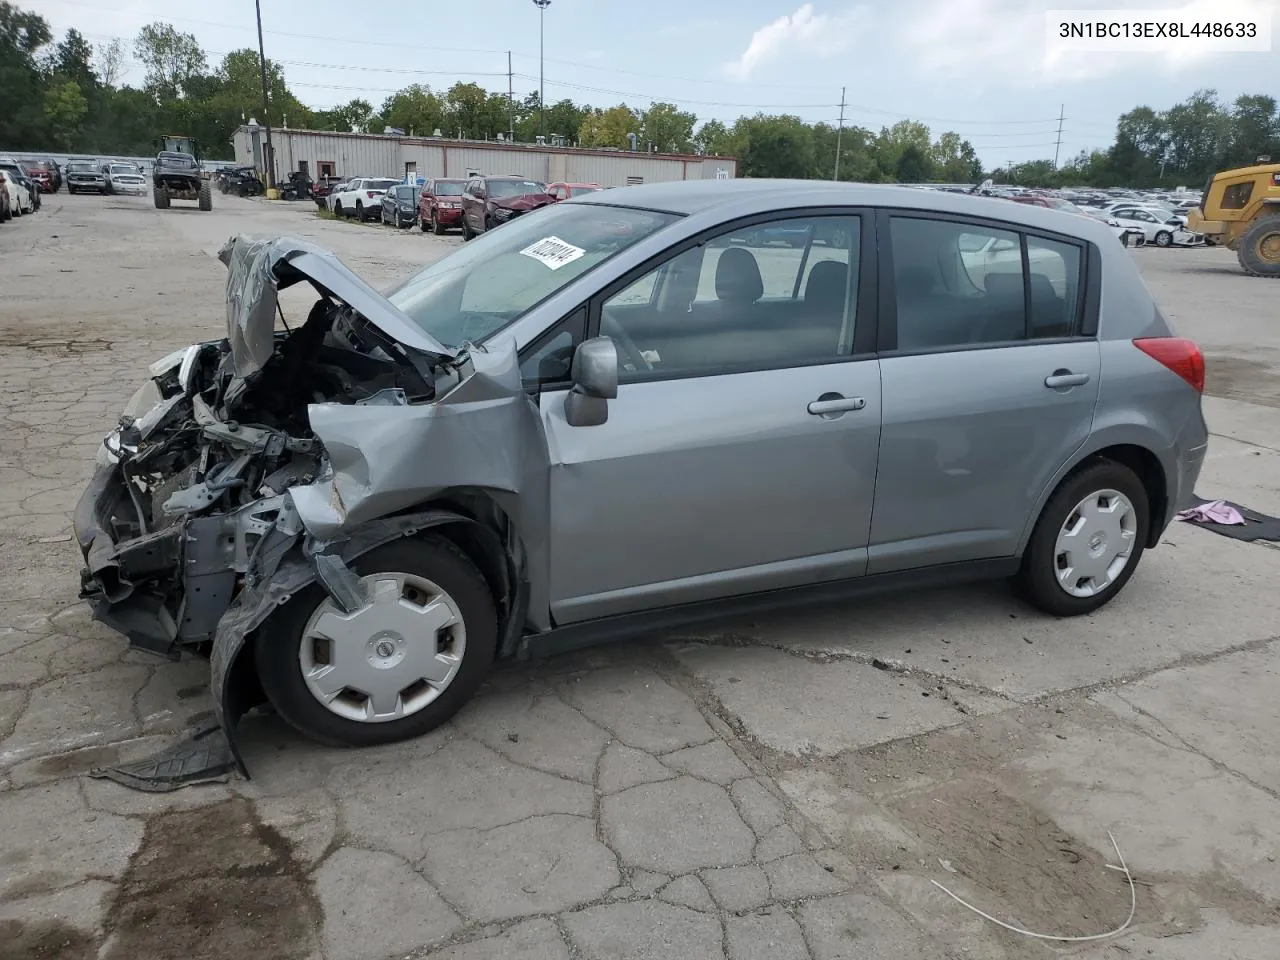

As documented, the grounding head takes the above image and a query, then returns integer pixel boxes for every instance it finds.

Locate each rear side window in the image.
[888,216,1082,351]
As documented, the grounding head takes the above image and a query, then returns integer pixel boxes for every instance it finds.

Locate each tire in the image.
[256,536,498,747]
[1237,213,1280,278]
[420,212,430,232]
[198,183,212,211]
[461,215,474,241]
[433,211,445,235]
[355,201,365,221]
[1154,230,1173,247]
[153,186,169,209]
[1013,460,1150,617]
[333,200,343,217]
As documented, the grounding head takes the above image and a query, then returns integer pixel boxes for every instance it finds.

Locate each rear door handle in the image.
[808,395,866,416]
[1044,371,1090,389]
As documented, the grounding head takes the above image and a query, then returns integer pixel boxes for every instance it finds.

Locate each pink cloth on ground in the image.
[1177,500,1246,525]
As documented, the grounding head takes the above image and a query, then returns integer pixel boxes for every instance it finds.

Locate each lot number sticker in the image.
[520,236,586,270]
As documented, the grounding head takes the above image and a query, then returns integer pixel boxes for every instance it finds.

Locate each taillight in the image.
[367,191,376,198]
[1133,337,1205,393]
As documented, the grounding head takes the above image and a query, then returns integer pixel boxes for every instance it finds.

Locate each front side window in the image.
[386,204,679,348]
[600,215,861,379]
[889,216,1082,350]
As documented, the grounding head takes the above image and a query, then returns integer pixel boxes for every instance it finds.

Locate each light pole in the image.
[533,0,550,139]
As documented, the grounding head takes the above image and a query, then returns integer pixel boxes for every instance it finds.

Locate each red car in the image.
[23,159,56,193]
[459,176,557,240]
[417,178,467,234]
[546,181,603,201]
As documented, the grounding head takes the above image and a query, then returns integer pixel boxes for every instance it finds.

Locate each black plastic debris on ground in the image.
[89,721,239,792]
[1181,495,1280,543]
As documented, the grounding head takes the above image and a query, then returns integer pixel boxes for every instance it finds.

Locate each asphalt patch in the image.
[99,797,321,960]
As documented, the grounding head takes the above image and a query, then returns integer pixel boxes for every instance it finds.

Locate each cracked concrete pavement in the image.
[2,193,1280,959]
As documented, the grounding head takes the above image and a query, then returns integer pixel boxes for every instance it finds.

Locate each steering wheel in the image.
[601,313,652,373]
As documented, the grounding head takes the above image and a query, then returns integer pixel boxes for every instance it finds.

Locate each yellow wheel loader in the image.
[1186,162,1280,277]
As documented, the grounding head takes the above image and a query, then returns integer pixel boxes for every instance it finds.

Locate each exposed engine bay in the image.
[81,293,447,655]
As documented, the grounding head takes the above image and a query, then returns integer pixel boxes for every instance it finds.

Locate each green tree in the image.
[732,113,814,178]
[378,85,447,137]
[693,119,733,155]
[642,102,696,153]
[931,131,982,182]
[442,82,506,139]
[0,1,53,147]
[579,105,641,149]
[94,37,126,87]
[135,22,207,101]
[895,144,930,182]
[316,99,375,133]
[43,78,87,148]
[1224,94,1277,167]
[1161,89,1229,183]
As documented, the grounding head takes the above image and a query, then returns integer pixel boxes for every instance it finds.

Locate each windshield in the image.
[488,179,545,198]
[66,163,94,172]
[433,180,464,196]
[386,203,679,349]
[570,185,602,196]
[110,165,137,175]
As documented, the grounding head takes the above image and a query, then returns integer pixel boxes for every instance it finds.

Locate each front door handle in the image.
[1044,370,1090,389]
[808,394,866,416]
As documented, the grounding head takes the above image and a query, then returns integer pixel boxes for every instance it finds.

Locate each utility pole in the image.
[507,51,514,140]
[1052,103,1064,169]
[533,0,551,138]
[253,0,275,188]
[833,86,846,181]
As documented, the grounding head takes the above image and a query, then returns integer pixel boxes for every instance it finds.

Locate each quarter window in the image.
[601,215,860,379]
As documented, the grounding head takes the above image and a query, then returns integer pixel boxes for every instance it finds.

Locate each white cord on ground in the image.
[928,831,1137,943]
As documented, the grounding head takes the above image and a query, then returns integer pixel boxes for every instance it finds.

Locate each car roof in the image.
[573,179,1115,242]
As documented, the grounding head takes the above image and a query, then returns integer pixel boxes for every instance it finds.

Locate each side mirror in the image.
[564,337,618,427]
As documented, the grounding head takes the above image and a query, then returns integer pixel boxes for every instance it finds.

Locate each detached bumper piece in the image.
[89,721,239,792]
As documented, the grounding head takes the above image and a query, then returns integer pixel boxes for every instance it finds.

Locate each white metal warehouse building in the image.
[231,125,737,188]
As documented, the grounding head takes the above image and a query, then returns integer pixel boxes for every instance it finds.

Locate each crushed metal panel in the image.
[217,234,455,380]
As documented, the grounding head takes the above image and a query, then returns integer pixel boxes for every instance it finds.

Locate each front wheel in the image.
[1154,230,1173,247]
[256,537,498,747]
[1013,460,1149,617]
[333,200,343,217]
[198,182,212,211]
[1237,213,1280,278]
[461,215,474,241]
[433,211,446,235]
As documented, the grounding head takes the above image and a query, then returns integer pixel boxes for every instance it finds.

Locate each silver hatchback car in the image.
[74,180,1207,763]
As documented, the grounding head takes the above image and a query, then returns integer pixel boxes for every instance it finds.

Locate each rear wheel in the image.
[1013,460,1149,617]
[153,186,170,209]
[256,537,498,747]
[198,182,212,211]
[355,200,365,221]
[333,200,344,217]
[1238,213,1280,278]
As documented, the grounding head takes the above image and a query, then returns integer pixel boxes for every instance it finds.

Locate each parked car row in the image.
[0,158,44,224]
[312,173,603,237]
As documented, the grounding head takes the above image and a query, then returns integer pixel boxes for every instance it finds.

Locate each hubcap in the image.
[299,572,465,723]
[1259,232,1280,262]
[1054,489,1138,598]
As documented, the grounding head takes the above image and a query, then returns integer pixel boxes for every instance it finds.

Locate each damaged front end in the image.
[74,235,538,785]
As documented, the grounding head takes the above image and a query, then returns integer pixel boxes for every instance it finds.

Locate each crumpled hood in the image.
[217,234,456,378]
[492,194,555,212]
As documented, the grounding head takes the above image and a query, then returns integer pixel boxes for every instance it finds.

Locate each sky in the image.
[26,0,1280,170]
